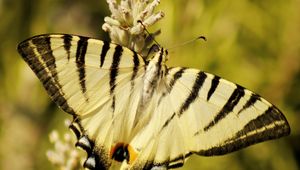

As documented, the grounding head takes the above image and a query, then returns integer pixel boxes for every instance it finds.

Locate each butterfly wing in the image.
[129,67,290,169]
[18,34,290,170]
[18,34,147,169]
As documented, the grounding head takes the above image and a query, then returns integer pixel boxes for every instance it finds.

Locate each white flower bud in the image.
[103,0,164,54]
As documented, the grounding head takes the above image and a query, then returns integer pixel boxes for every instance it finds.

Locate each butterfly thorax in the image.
[140,48,168,108]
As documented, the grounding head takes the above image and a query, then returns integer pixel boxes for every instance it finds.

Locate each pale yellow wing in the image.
[18,34,146,169]
[128,67,290,169]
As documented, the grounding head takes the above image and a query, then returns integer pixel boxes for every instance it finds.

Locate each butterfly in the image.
[18,34,290,170]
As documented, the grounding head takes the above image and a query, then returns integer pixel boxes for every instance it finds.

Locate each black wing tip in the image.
[17,34,51,58]
[270,105,291,135]
[197,105,291,157]
[17,34,51,47]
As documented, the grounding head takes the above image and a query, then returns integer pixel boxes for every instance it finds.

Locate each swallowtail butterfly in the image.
[18,34,290,170]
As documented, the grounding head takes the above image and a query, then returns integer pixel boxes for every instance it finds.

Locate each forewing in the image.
[18,34,145,115]
[132,67,290,169]
[18,34,146,169]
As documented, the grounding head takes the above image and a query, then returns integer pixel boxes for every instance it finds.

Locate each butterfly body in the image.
[137,48,167,124]
[18,34,290,170]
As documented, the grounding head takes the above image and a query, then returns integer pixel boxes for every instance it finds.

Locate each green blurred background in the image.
[0,0,299,169]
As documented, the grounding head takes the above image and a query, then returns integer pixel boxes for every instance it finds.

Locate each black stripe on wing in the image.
[238,93,260,114]
[161,112,176,129]
[110,45,123,111]
[130,51,140,91]
[160,71,207,131]
[63,34,72,61]
[75,36,89,100]
[167,152,192,169]
[144,152,193,169]
[204,85,245,131]
[17,34,76,115]
[168,67,186,92]
[207,75,220,101]
[100,41,110,68]
[158,67,186,106]
[179,71,207,116]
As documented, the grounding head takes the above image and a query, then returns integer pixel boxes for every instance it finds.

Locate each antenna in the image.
[137,20,206,53]
[168,36,207,50]
[138,20,161,47]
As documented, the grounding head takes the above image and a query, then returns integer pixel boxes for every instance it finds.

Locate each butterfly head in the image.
[148,45,169,64]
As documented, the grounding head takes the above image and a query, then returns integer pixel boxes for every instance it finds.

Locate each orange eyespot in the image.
[110,142,139,164]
